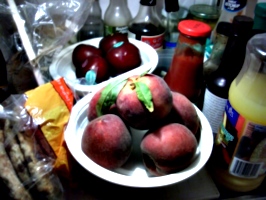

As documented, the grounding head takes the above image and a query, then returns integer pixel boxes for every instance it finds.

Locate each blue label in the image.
[225,100,239,127]
[224,0,247,12]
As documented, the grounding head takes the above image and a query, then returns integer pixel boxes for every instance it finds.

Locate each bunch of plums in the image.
[81,74,201,176]
[72,33,142,84]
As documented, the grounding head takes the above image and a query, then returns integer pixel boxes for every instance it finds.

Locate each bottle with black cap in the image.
[128,0,165,51]
[162,0,179,49]
[202,15,254,138]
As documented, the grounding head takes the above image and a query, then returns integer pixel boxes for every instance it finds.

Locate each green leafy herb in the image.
[96,79,127,116]
[135,82,154,112]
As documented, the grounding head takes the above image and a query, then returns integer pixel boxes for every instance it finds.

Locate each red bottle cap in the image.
[178,20,211,38]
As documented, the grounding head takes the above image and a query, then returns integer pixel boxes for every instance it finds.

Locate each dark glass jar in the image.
[164,20,211,103]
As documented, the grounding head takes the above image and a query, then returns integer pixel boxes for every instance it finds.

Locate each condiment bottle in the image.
[210,33,266,192]
[251,2,266,36]
[203,22,232,78]
[103,0,132,36]
[128,0,165,51]
[202,15,253,137]
[77,0,104,41]
[188,4,220,30]
[162,0,180,49]
[211,0,247,42]
[164,20,211,104]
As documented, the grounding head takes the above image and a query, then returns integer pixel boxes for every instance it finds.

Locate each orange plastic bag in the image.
[25,78,74,179]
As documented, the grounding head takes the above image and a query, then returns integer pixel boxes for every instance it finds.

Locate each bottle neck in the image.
[133,4,161,25]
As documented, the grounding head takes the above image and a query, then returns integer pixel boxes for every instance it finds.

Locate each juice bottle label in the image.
[140,33,164,51]
[216,100,266,178]
[104,25,128,36]
[224,0,247,12]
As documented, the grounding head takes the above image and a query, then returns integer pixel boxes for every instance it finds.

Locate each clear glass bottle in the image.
[164,20,211,103]
[210,33,266,192]
[202,15,253,137]
[103,0,132,36]
[203,22,232,78]
[162,0,180,49]
[128,0,165,51]
[77,0,104,41]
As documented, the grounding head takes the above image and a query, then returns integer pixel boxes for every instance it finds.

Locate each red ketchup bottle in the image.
[164,20,211,104]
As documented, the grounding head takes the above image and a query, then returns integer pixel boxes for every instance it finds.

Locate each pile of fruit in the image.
[72,33,142,84]
[81,73,201,176]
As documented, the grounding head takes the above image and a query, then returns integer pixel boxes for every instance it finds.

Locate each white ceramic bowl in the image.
[64,90,213,188]
[49,37,158,96]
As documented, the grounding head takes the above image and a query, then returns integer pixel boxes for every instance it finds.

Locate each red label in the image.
[141,33,164,50]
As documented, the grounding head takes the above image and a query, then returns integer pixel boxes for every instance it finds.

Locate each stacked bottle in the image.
[77,0,104,41]
[128,0,165,51]
[210,33,266,192]
[211,0,247,42]
[202,15,253,137]
[203,22,232,78]
[162,0,180,49]
[103,0,132,36]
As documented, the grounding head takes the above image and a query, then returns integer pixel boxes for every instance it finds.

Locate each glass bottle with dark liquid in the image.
[128,0,165,51]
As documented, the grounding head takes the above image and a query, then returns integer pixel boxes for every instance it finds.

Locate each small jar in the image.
[164,20,211,103]
[188,4,220,30]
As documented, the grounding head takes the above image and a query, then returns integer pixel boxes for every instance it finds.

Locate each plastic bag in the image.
[0,94,64,200]
[0,0,93,89]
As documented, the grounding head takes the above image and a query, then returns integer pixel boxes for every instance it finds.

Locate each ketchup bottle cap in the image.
[178,20,211,38]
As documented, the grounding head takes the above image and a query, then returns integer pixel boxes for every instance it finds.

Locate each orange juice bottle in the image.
[210,33,266,192]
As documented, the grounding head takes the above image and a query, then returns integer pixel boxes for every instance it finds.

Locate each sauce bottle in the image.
[77,0,104,41]
[164,20,211,104]
[103,0,132,36]
[203,22,232,78]
[128,0,165,51]
[210,33,266,192]
[188,4,220,31]
[211,0,247,42]
[202,16,253,137]
[162,0,180,49]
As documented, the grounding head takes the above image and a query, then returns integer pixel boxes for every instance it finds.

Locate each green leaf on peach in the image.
[135,82,154,112]
[96,79,127,116]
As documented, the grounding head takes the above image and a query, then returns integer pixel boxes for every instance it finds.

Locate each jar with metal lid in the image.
[188,4,220,30]
[164,20,211,103]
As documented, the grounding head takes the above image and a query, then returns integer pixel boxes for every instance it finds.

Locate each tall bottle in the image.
[77,0,104,41]
[202,15,253,137]
[211,0,247,42]
[251,2,266,36]
[164,20,211,103]
[210,33,266,192]
[103,0,132,36]
[203,22,232,78]
[162,0,179,49]
[128,0,165,51]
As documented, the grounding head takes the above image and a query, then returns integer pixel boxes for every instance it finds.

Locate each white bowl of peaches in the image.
[64,73,213,187]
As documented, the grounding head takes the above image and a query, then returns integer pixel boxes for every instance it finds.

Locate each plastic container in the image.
[210,33,266,192]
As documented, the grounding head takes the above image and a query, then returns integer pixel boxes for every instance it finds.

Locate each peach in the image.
[116,74,173,130]
[82,114,132,170]
[140,123,198,176]
[87,87,118,121]
[161,92,200,136]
